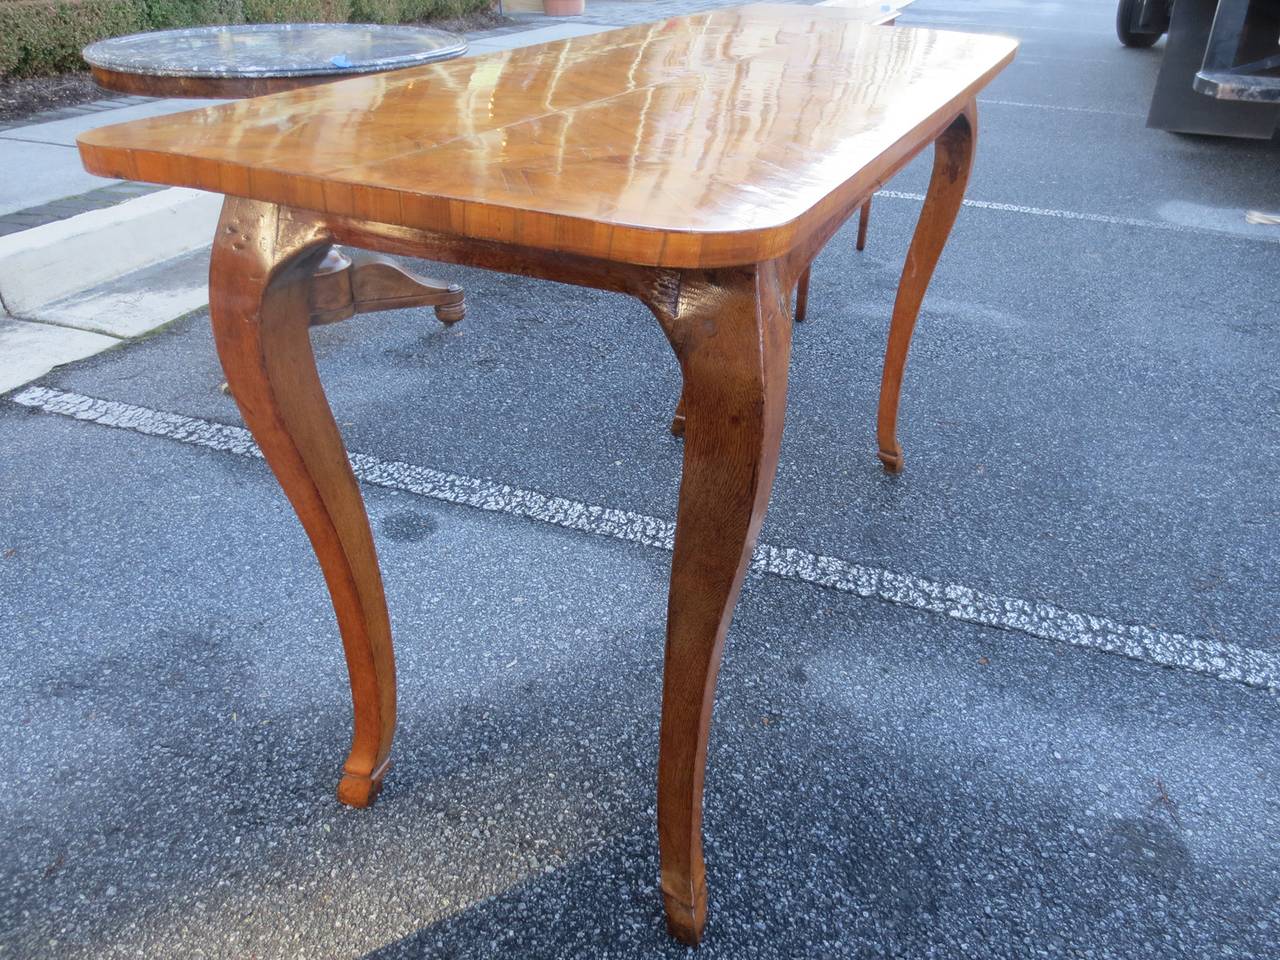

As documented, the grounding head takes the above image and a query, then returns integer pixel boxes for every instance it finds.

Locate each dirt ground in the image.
[0,73,103,123]
[426,7,510,33]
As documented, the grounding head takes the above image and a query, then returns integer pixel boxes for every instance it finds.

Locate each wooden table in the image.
[77,6,1016,944]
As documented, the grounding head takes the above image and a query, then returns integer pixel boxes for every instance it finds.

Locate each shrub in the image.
[0,0,489,77]
[348,0,473,24]
[1,0,145,77]
[240,0,350,22]
[141,0,242,28]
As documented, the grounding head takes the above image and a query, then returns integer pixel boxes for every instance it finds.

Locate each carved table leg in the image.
[790,194,868,326]
[685,195,862,426]
[646,261,792,945]
[876,103,976,473]
[209,197,397,808]
[794,267,811,324]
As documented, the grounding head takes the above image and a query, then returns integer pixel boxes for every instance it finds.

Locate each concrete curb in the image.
[0,319,117,395]
[0,187,221,318]
[26,247,211,339]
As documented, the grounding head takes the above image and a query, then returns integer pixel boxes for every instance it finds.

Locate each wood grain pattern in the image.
[78,4,1015,268]
[77,7,1014,944]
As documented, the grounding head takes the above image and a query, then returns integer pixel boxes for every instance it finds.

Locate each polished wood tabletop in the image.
[79,4,1015,267]
[77,6,1015,946]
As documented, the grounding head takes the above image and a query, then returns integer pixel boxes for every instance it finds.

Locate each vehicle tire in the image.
[1116,0,1162,47]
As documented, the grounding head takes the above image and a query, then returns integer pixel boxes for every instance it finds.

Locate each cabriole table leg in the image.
[794,266,811,324]
[209,197,398,808]
[876,103,977,473]
[646,261,793,945]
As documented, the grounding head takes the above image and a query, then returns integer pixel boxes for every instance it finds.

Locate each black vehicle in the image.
[1119,0,1279,137]
[1116,0,1173,46]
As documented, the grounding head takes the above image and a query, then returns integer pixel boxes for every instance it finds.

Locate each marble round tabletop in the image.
[83,23,468,80]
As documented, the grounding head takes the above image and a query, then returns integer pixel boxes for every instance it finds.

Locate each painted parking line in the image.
[978,98,1145,118]
[875,190,1280,245]
[899,18,1111,35]
[11,385,1279,694]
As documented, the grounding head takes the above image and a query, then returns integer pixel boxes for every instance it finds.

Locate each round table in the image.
[83,23,470,326]
[83,22,468,99]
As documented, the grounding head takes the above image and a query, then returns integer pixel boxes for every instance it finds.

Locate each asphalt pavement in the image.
[2,0,1278,957]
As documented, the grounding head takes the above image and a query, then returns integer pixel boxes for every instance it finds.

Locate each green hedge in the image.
[347,0,475,24]
[0,0,486,77]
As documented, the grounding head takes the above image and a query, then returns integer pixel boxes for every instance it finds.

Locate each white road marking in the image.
[875,190,1280,245]
[11,385,1279,694]
[1013,55,1119,67]
[899,18,1110,35]
[979,97,1144,118]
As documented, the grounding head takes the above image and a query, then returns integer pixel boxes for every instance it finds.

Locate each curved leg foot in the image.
[877,446,905,474]
[434,301,466,325]
[647,262,792,945]
[210,198,397,808]
[338,755,392,807]
[856,198,871,252]
[877,104,976,473]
